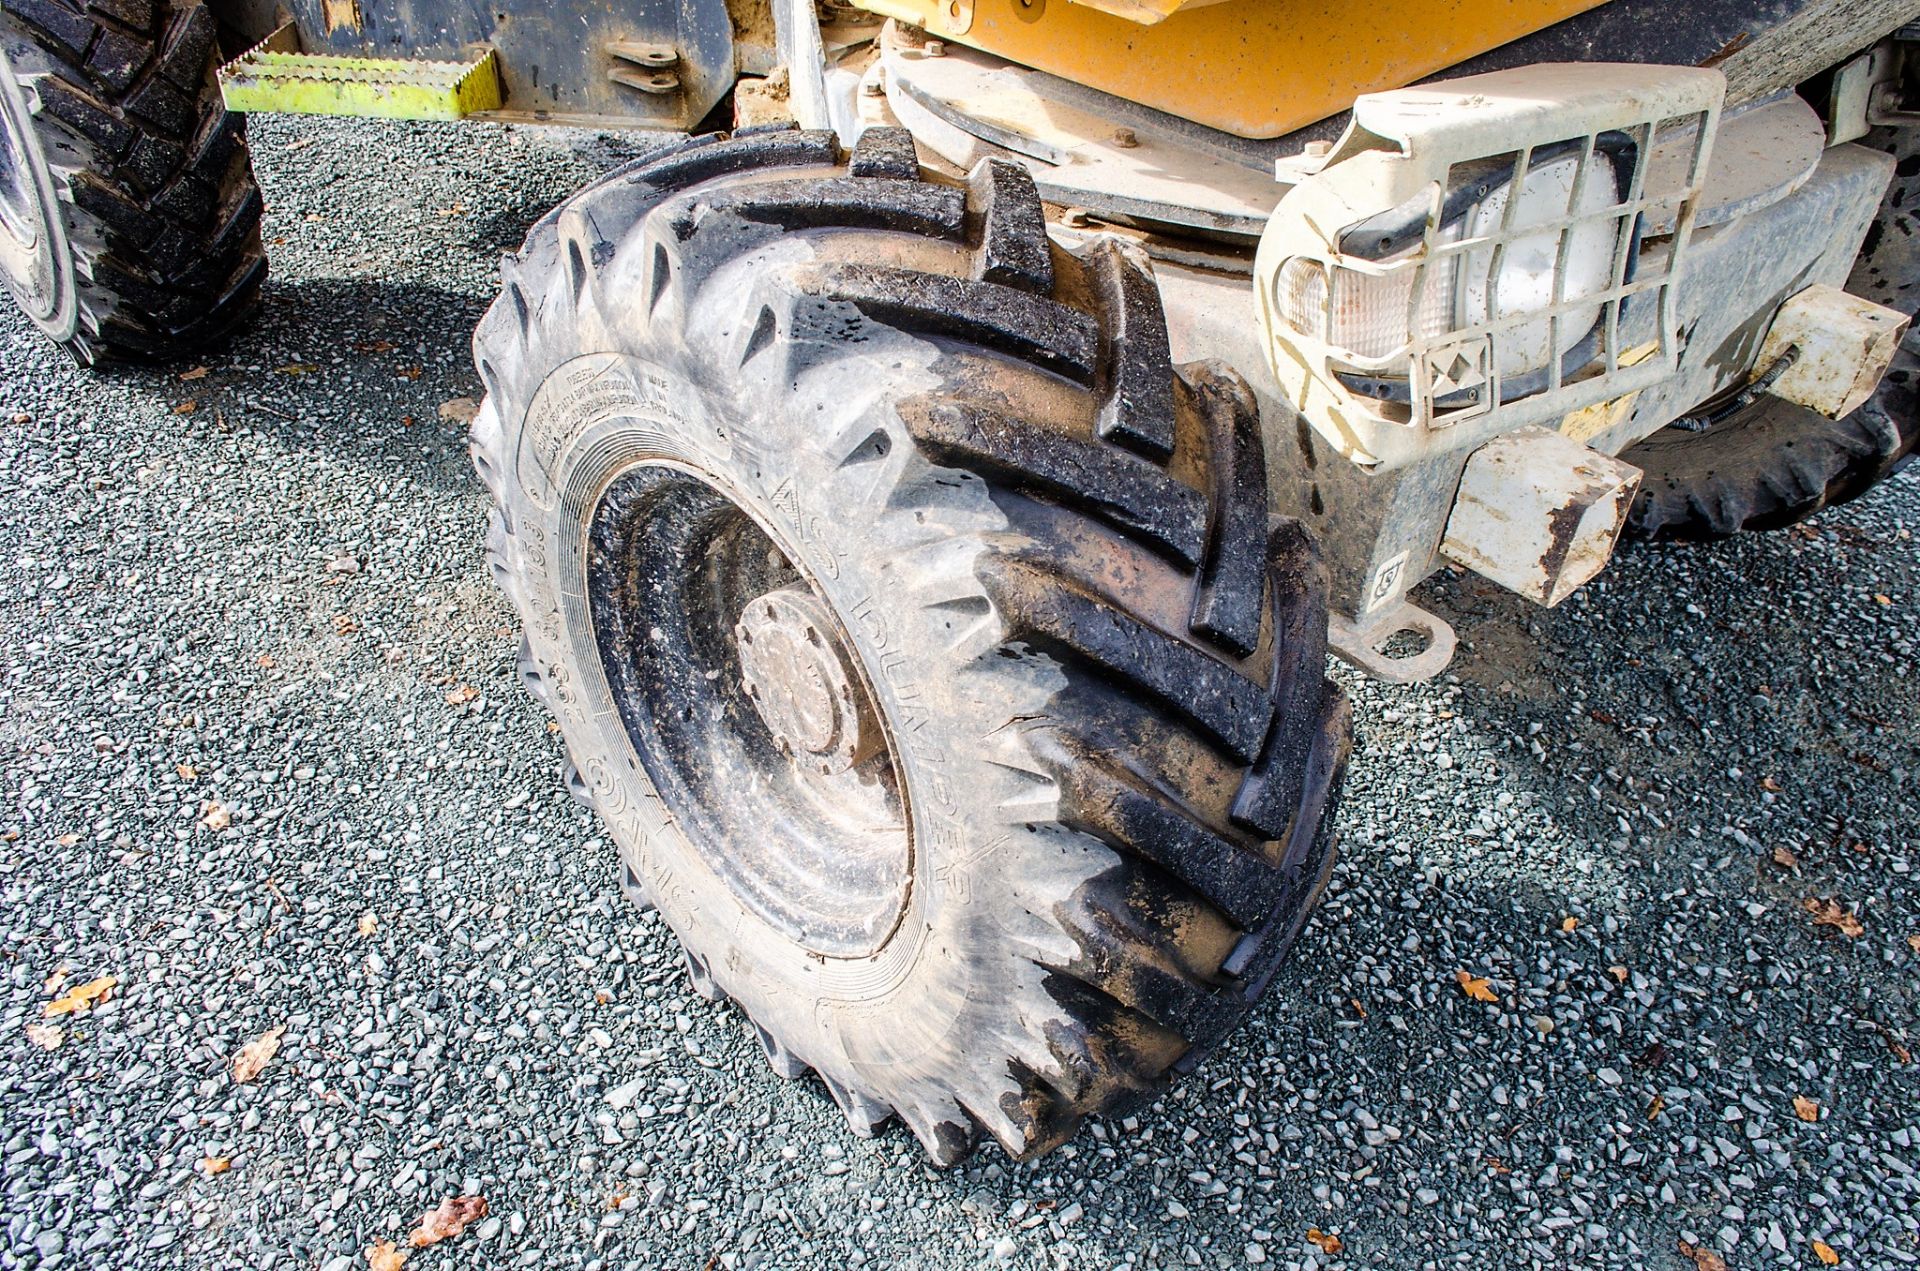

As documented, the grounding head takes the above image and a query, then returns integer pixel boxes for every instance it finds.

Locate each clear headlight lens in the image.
[1272,144,1630,389]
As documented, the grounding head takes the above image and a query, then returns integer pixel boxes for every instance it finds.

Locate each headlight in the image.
[1256,64,1725,471]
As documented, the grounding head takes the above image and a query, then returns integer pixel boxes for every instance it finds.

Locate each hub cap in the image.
[586,464,911,958]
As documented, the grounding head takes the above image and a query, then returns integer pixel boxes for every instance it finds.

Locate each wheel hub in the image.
[735,586,879,776]
[586,463,911,958]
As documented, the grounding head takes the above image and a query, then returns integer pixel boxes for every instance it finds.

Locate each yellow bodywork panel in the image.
[854,0,1611,138]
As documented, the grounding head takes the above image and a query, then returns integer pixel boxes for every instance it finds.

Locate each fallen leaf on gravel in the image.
[1677,1239,1727,1271]
[1908,934,1920,955]
[1772,846,1799,869]
[201,1157,230,1176]
[25,1023,63,1049]
[396,365,423,380]
[1646,1094,1665,1120]
[1680,1240,1732,1271]
[1814,1238,1840,1265]
[277,363,319,374]
[172,400,198,415]
[1560,916,1578,932]
[352,339,395,354]
[1608,965,1629,983]
[256,653,277,669]
[335,615,359,635]
[410,1195,487,1247]
[45,976,116,1017]
[444,684,478,705]
[55,832,78,847]
[1873,593,1892,606]
[175,764,197,780]
[1305,1228,1342,1255]
[368,1239,408,1271]
[232,1026,285,1083]
[1804,898,1864,938]
[358,912,378,937]
[1794,1095,1819,1122]
[179,366,210,381]
[43,967,68,994]
[1454,970,1497,1002]
[438,397,479,424]
[199,801,231,831]
[1760,775,1782,792]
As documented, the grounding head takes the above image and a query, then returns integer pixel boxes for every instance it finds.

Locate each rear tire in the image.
[471,127,1351,1163]
[1622,127,1918,541]
[0,0,265,364]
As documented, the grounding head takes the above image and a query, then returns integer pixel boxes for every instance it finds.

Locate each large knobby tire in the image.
[1623,128,1919,541]
[470,126,1351,1163]
[0,0,264,364]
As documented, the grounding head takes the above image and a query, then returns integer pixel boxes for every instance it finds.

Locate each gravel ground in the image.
[1,113,1917,1271]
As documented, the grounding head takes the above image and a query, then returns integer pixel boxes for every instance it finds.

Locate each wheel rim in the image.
[585,462,912,959]
[0,43,68,329]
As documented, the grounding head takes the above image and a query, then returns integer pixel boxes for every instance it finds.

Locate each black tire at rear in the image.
[0,0,264,364]
[1623,128,1919,541]
[471,127,1351,1163]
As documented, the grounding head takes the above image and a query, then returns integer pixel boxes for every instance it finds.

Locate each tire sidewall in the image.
[0,33,78,342]
[500,327,1076,1084]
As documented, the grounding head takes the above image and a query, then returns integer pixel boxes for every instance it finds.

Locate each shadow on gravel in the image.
[107,276,500,496]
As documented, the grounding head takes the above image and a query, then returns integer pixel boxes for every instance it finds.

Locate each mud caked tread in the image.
[1,0,264,363]
[472,126,1350,1163]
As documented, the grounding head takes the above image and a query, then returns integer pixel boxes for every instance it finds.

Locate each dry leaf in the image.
[42,966,69,994]
[1813,1238,1840,1265]
[1305,1228,1343,1256]
[335,615,359,635]
[1760,775,1782,792]
[1646,1094,1666,1121]
[25,1023,63,1050]
[1908,934,1920,956]
[172,400,198,415]
[358,912,378,937]
[276,363,319,374]
[1676,1240,1728,1271]
[1608,965,1629,983]
[1793,1095,1819,1122]
[55,833,78,847]
[179,366,210,381]
[232,1025,285,1083]
[444,684,478,706]
[45,976,116,1017]
[1560,916,1579,932]
[1772,846,1799,869]
[175,763,197,781]
[256,653,277,669]
[352,339,395,354]
[410,1195,488,1247]
[199,801,231,831]
[1873,593,1892,606]
[437,397,479,424]
[201,1156,231,1176]
[1455,970,1497,1003]
[368,1239,408,1271]
[1804,898,1864,938]
[396,365,423,380]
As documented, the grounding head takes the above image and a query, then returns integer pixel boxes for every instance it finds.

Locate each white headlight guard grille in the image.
[1255,64,1726,471]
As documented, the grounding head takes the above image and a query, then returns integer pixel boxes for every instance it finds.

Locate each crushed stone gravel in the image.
[0,113,1916,1271]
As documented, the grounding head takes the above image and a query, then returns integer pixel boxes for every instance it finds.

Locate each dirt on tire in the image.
[469,125,1351,1164]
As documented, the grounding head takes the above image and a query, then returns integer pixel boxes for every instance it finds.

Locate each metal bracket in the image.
[1327,600,1458,684]
[609,41,681,95]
